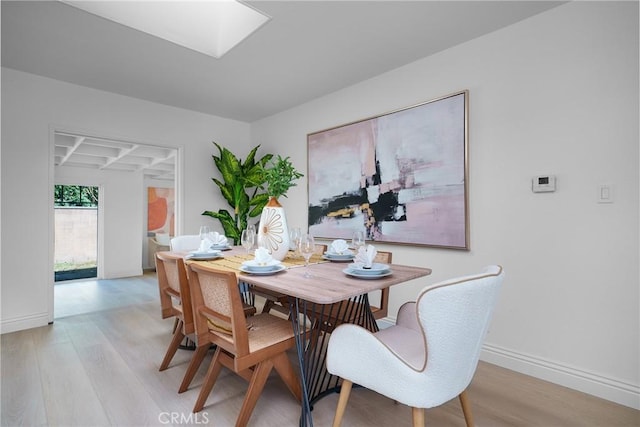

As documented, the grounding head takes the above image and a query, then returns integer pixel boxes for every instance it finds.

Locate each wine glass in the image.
[199,226,211,251]
[298,234,315,278]
[352,230,365,252]
[289,227,302,255]
[199,225,210,240]
[241,228,255,254]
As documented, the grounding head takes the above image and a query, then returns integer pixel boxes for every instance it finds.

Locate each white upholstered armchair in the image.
[326,265,504,427]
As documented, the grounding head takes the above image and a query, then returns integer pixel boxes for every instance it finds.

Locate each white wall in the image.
[1,68,251,332]
[251,2,639,408]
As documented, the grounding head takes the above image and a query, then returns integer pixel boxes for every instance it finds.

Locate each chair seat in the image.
[209,313,296,354]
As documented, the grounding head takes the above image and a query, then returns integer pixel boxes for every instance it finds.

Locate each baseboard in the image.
[1,312,49,334]
[102,268,143,279]
[378,317,639,410]
[481,344,640,410]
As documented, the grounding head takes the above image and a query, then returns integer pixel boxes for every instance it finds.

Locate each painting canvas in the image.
[307,91,468,249]
[148,187,175,236]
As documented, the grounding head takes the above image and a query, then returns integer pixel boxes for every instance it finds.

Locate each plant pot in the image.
[257,197,290,261]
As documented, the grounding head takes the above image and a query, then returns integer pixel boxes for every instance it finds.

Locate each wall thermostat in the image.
[532,175,556,193]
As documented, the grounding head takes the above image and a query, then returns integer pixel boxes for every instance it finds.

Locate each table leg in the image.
[290,294,379,427]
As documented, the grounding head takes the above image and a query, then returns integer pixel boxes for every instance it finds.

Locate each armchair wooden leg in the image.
[193,348,224,413]
[332,379,353,427]
[236,359,274,427]
[160,320,184,371]
[178,344,209,393]
[412,407,425,427]
[459,390,475,427]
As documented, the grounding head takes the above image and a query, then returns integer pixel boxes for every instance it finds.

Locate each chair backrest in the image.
[416,265,504,402]
[155,252,194,334]
[187,263,251,357]
[170,235,201,252]
[370,251,392,318]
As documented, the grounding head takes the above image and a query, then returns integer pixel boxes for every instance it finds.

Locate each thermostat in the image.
[532,175,556,193]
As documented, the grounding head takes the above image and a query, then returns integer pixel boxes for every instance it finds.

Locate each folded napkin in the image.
[254,247,274,266]
[197,237,214,253]
[355,244,377,268]
[330,239,350,254]
[208,232,229,246]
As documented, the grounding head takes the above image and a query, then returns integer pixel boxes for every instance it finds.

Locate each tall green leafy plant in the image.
[202,143,273,244]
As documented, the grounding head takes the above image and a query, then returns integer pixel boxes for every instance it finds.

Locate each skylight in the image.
[61,0,271,59]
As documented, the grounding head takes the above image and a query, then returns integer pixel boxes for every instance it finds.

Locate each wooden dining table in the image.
[187,246,432,426]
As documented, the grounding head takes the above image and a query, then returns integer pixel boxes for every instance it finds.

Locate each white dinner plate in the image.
[343,268,392,279]
[348,263,390,274]
[322,254,355,262]
[210,245,232,251]
[187,253,223,261]
[239,264,286,275]
[324,252,355,260]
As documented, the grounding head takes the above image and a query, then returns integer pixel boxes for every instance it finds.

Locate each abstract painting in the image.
[307,91,468,249]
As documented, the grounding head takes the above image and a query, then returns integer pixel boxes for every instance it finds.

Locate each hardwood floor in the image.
[3,274,638,426]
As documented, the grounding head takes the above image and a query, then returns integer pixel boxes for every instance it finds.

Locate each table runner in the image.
[189,251,328,274]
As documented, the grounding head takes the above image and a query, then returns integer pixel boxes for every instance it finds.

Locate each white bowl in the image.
[348,262,390,275]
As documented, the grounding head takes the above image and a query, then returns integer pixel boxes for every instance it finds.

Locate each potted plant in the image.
[256,156,304,260]
[260,155,304,200]
[202,142,273,245]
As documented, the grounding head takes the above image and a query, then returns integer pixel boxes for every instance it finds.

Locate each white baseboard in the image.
[482,344,640,410]
[1,312,49,334]
[378,317,639,410]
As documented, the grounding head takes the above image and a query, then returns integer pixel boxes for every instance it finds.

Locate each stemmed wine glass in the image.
[298,234,315,278]
[241,228,255,254]
[199,226,211,251]
[199,225,210,240]
[289,227,302,256]
[352,230,365,252]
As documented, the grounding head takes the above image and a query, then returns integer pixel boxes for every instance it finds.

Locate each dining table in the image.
[185,246,432,427]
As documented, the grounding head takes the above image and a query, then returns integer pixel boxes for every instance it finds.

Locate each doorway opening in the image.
[54,184,98,282]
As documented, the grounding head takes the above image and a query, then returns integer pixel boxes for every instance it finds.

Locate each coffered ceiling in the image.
[54,132,176,181]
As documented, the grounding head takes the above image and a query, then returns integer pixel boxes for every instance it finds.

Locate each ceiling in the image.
[2,1,565,179]
[54,131,177,181]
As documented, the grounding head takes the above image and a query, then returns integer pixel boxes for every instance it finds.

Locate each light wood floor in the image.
[2,274,638,426]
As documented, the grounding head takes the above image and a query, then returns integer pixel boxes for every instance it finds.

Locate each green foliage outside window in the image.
[54,185,99,207]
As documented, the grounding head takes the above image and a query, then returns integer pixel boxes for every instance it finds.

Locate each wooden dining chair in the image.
[327,265,505,427]
[155,251,195,371]
[185,262,303,426]
[309,250,393,333]
[156,252,257,394]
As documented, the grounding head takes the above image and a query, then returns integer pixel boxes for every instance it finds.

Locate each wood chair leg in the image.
[271,351,302,402]
[459,390,475,427]
[332,379,353,427]
[412,407,425,427]
[178,344,209,393]
[236,359,274,427]
[193,348,224,413]
[160,320,184,371]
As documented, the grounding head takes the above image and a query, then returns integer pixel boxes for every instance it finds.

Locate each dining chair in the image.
[170,234,201,252]
[326,265,505,427]
[155,251,195,371]
[185,262,303,426]
[309,250,393,333]
[156,252,257,393]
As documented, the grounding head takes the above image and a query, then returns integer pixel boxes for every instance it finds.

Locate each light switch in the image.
[598,184,613,203]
